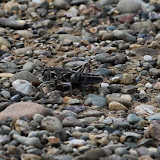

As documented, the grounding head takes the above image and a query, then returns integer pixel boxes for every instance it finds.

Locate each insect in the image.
[38,62,103,90]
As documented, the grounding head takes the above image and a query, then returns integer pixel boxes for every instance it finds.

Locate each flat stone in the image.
[148,113,160,121]
[15,30,33,39]
[113,30,136,42]
[0,18,25,29]
[52,155,73,160]
[65,61,87,68]
[0,62,17,73]
[21,154,42,160]
[83,110,104,117]
[121,85,137,94]
[131,22,156,33]
[106,94,132,107]
[59,34,81,44]
[117,0,141,13]
[123,132,141,139]
[12,79,33,95]
[53,0,69,10]
[10,71,40,83]
[84,94,107,107]
[134,104,156,115]
[130,47,158,56]
[13,134,42,148]
[109,101,128,111]
[84,148,106,160]
[0,102,46,122]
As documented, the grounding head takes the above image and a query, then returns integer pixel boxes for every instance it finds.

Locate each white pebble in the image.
[145,82,152,89]
[143,55,152,61]
[139,90,146,95]
[100,83,109,88]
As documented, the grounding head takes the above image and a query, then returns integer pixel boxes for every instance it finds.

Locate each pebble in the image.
[41,116,63,132]
[0,0,159,159]
[109,101,128,111]
[22,62,35,72]
[10,71,40,83]
[134,104,156,115]
[117,0,142,13]
[12,79,33,95]
[127,114,141,124]
[62,116,81,127]
[13,134,42,148]
[47,91,63,104]
[0,102,46,122]
[84,148,106,160]
[84,94,107,107]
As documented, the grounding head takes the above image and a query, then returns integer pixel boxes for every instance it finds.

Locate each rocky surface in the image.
[0,0,160,159]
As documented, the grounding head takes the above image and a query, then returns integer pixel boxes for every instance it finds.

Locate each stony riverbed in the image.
[0,0,160,160]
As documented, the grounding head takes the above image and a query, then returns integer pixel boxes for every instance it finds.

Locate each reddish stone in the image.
[119,14,134,23]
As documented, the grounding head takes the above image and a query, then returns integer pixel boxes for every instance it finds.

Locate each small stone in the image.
[121,85,137,94]
[68,99,80,105]
[149,121,160,141]
[124,132,141,139]
[101,83,109,88]
[12,79,33,95]
[83,110,104,117]
[1,90,11,99]
[22,62,35,72]
[53,0,69,10]
[21,154,42,160]
[0,37,11,48]
[148,113,160,121]
[122,73,134,85]
[48,136,60,145]
[134,104,156,115]
[13,134,42,148]
[145,82,152,89]
[62,116,81,127]
[127,114,141,124]
[138,156,154,160]
[10,71,40,83]
[89,133,108,146]
[47,91,63,104]
[84,94,107,107]
[84,148,106,160]
[131,22,156,33]
[149,68,160,78]
[117,0,141,13]
[15,30,33,39]
[0,18,25,29]
[41,116,63,132]
[143,55,152,61]
[113,30,136,42]
[69,139,86,147]
[130,47,157,56]
[59,34,81,45]
[155,95,160,103]
[109,101,128,111]
[153,82,160,90]
[115,147,127,156]
[33,114,44,123]
[106,94,132,107]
